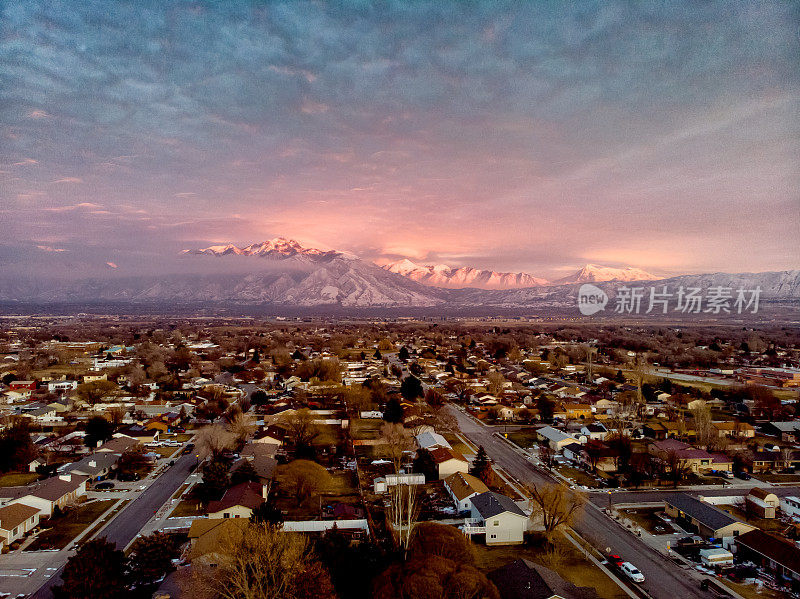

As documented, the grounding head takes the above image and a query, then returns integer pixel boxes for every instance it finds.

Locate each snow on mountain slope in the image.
[383,258,549,289]
[554,264,657,284]
[182,237,341,262]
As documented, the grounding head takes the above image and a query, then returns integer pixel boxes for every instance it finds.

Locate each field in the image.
[0,472,39,487]
[27,499,117,551]
[556,465,603,489]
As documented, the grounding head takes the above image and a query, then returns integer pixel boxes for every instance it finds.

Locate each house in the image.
[63,453,120,481]
[745,488,780,519]
[415,431,451,451]
[252,425,286,446]
[713,421,755,440]
[443,472,489,512]
[115,425,159,444]
[736,529,800,592]
[649,439,731,473]
[9,474,87,518]
[763,421,800,443]
[643,422,668,440]
[579,423,608,442]
[781,496,800,519]
[0,503,40,548]
[9,380,36,391]
[536,426,578,451]
[188,518,249,566]
[488,559,598,599]
[206,482,264,519]
[467,492,528,545]
[96,436,141,455]
[48,380,78,393]
[231,454,277,498]
[429,447,469,479]
[561,402,592,420]
[664,495,755,548]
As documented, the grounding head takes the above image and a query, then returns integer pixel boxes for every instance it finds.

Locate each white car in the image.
[620,562,645,583]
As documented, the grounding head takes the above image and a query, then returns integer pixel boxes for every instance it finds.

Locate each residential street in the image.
[448,406,708,599]
[28,452,198,599]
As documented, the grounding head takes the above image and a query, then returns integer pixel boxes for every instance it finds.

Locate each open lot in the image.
[506,428,540,449]
[26,499,117,550]
[619,507,672,534]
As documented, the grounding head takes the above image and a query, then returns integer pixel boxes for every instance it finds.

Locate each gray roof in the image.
[471,491,526,519]
[666,494,741,531]
[488,559,598,599]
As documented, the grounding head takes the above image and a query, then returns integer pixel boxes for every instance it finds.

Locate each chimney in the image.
[59,474,72,482]
[89,460,96,467]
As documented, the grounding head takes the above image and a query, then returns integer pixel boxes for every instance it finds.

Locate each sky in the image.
[1,0,798,280]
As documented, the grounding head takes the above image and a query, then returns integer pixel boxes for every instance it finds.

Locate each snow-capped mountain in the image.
[383,258,549,289]
[182,238,342,262]
[554,264,657,284]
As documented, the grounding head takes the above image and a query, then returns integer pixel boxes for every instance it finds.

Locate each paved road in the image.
[31,453,198,599]
[448,406,706,599]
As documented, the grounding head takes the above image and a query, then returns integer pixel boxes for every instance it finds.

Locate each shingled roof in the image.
[207,482,264,514]
[444,472,489,501]
[471,491,526,519]
[0,503,39,532]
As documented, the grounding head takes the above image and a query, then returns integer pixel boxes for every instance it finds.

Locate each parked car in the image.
[736,471,752,480]
[94,481,115,490]
[607,554,624,567]
[620,562,645,583]
[677,535,704,546]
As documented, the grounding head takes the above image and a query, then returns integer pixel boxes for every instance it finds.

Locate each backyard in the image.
[0,472,39,487]
[473,531,628,599]
[26,499,117,550]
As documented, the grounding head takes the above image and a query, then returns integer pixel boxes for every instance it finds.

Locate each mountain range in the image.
[1,238,797,310]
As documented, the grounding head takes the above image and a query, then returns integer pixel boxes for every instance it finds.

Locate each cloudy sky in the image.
[1,0,798,280]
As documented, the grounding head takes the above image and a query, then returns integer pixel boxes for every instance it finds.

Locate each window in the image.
[490,534,496,539]
[223,513,230,518]
[493,520,499,526]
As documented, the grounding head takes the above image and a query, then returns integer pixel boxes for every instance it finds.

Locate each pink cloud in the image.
[52,177,83,184]
[105,262,118,269]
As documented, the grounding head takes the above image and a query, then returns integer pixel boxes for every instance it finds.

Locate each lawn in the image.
[0,472,39,487]
[350,418,384,441]
[152,446,181,459]
[619,507,671,534]
[506,429,540,449]
[557,466,603,489]
[444,432,476,456]
[717,504,785,533]
[313,424,344,447]
[27,499,117,550]
[719,579,785,599]
[755,473,800,483]
[473,532,627,599]
[170,499,204,517]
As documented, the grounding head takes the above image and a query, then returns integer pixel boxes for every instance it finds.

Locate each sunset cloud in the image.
[0,1,796,279]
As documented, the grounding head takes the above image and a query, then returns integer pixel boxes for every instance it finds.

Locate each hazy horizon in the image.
[1,1,798,281]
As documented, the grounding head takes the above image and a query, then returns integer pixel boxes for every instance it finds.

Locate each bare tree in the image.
[526,483,584,538]
[195,424,236,459]
[281,460,330,504]
[691,401,715,449]
[387,481,420,552]
[227,411,257,446]
[486,371,506,396]
[279,409,319,448]
[380,423,413,473]
[186,523,335,599]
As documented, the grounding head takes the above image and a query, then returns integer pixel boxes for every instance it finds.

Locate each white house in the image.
[415,431,451,451]
[429,447,469,479]
[781,496,800,519]
[536,426,579,451]
[444,472,489,512]
[9,474,87,518]
[466,492,528,545]
[0,503,40,548]
[47,380,78,393]
[579,423,608,442]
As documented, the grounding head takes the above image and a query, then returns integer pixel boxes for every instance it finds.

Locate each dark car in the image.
[736,471,752,480]
[607,554,624,567]
[94,481,115,490]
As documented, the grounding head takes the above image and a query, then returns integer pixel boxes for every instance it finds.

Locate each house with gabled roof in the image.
[0,503,40,548]
[488,559,599,599]
[206,482,264,519]
[664,494,755,548]
[443,472,489,512]
[467,491,528,545]
[429,446,468,479]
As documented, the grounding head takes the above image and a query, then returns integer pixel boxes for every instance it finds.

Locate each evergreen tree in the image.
[383,397,403,424]
[54,538,128,599]
[400,375,423,401]
[398,346,410,361]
